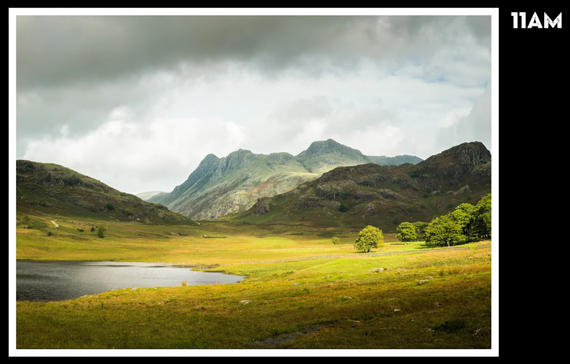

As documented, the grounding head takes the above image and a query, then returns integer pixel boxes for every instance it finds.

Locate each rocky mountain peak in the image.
[196,153,219,169]
[425,142,491,166]
[442,142,491,165]
[222,149,259,170]
[303,139,360,157]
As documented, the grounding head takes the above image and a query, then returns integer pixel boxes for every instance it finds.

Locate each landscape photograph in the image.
[9,8,497,356]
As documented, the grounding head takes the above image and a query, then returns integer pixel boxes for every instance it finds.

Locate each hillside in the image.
[15,160,195,225]
[228,141,491,233]
[149,139,423,220]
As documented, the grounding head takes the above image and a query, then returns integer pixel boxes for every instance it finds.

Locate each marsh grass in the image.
[15,214,492,350]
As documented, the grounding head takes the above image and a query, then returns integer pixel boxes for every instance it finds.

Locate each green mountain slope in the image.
[16,160,195,225]
[227,141,491,233]
[149,139,423,220]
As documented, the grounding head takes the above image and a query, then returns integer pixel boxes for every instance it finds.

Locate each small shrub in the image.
[339,204,349,212]
[331,237,340,245]
[97,226,106,238]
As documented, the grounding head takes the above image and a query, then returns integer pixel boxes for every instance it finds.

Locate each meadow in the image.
[14,214,494,352]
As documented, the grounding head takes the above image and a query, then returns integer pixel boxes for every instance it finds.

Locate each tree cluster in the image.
[396,194,491,247]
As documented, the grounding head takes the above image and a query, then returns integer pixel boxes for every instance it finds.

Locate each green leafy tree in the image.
[331,237,340,245]
[473,194,491,239]
[425,215,464,247]
[452,203,476,241]
[413,221,429,241]
[354,225,384,253]
[396,222,417,243]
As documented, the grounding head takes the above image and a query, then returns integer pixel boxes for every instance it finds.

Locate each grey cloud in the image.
[436,89,492,152]
[17,16,365,91]
[465,16,492,47]
[17,15,489,91]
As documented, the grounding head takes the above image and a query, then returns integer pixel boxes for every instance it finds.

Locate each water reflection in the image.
[16,260,243,302]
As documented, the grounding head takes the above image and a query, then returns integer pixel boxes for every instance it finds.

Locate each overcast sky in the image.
[11,8,496,195]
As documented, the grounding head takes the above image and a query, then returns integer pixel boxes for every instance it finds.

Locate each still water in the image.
[16,260,244,302]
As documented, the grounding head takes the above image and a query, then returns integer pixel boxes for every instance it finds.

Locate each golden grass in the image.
[14,214,493,351]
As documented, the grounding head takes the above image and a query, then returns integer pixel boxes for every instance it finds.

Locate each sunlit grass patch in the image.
[15,213,492,350]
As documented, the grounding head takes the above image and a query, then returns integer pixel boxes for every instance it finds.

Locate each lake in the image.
[16,260,244,302]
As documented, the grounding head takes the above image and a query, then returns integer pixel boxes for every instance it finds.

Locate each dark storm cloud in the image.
[17,16,365,91]
[17,15,490,91]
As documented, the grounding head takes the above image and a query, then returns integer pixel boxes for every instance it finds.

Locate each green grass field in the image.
[13,213,494,353]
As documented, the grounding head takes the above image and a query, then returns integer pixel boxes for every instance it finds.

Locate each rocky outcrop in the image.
[441,141,491,165]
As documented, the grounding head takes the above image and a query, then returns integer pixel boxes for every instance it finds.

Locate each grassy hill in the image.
[16,160,195,225]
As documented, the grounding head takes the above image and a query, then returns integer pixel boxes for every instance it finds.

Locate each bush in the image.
[339,204,349,212]
[96,226,106,238]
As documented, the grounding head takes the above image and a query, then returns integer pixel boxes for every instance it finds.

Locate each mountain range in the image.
[230,141,491,232]
[147,139,423,220]
[15,140,490,233]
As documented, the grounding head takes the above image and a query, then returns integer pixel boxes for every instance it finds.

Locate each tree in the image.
[452,203,476,242]
[473,194,491,239]
[396,222,417,243]
[354,225,384,253]
[425,215,464,247]
[331,237,340,245]
[413,221,429,241]
[339,204,349,212]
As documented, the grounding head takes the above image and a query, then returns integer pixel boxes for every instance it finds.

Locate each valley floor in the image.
[12,216,495,354]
